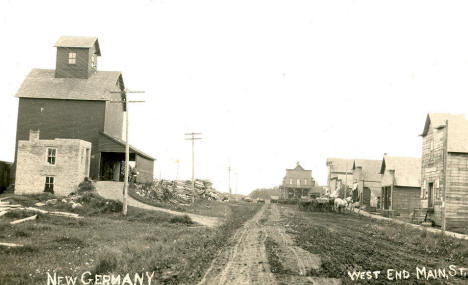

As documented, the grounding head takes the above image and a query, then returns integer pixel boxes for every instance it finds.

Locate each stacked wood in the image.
[133,179,226,205]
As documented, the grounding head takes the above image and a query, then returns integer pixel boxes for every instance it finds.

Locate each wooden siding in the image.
[104,89,124,139]
[55,47,91,79]
[421,120,445,207]
[446,153,468,227]
[14,98,106,180]
[422,119,468,228]
[392,186,420,213]
[135,154,154,183]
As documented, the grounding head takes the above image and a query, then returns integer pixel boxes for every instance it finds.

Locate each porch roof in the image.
[98,132,155,161]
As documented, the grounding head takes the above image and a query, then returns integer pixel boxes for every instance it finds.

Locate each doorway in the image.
[428,182,434,208]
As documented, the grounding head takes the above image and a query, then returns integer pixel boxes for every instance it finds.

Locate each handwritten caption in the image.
[348,265,467,281]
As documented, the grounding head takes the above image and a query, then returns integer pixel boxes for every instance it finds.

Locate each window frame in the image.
[47,148,57,165]
[44,176,55,193]
[68,52,76,64]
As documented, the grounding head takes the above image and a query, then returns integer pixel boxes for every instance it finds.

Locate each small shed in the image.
[380,155,421,216]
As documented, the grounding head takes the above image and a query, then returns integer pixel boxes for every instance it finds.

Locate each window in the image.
[47,148,56,165]
[304,179,307,185]
[68,52,76,64]
[289,178,292,185]
[297,179,301,186]
[44,176,54,193]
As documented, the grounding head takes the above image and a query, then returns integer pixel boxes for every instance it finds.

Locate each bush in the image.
[169,215,193,225]
[75,192,123,214]
[78,178,95,193]
[93,249,122,274]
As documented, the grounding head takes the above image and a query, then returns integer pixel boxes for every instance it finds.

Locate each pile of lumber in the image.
[134,179,227,204]
[0,198,83,223]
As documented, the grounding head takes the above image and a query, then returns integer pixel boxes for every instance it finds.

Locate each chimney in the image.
[29,129,40,142]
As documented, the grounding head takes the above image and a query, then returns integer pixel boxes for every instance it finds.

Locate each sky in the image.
[1,0,468,195]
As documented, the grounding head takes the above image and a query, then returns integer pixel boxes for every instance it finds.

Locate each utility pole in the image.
[110,89,145,216]
[228,165,232,195]
[185,132,202,204]
[235,172,238,194]
[442,120,449,234]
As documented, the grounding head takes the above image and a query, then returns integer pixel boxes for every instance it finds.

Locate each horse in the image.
[346,198,361,214]
[333,198,348,213]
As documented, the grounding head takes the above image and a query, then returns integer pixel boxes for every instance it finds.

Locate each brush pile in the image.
[133,179,226,204]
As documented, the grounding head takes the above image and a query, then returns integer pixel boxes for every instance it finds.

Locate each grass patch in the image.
[265,237,292,275]
[14,229,31,238]
[0,194,260,285]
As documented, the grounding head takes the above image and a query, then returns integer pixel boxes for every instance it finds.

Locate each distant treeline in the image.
[249,187,280,199]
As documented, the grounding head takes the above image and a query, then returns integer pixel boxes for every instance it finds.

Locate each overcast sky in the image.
[1,0,468,195]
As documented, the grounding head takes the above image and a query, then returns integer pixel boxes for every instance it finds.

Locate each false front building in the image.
[279,162,316,199]
[421,113,468,231]
[13,36,154,185]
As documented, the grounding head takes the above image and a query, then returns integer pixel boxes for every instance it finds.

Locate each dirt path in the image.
[198,203,341,285]
[95,181,220,227]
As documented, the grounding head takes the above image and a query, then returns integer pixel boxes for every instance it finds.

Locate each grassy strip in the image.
[284,206,468,284]
[264,237,292,275]
[0,194,259,285]
[128,184,231,218]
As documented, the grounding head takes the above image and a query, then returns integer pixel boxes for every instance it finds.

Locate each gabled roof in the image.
[55,36,101,56]
[16,69,124,101]
[326,158,354,173]
[286,162,307,171]
[421,113,468,153]
[380,155,421,187]
[99,132,155,161]
[352,159,382,182]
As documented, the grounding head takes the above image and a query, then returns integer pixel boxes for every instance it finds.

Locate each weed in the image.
[14,230,31,238]
[77,178,96,193]
[53,236,87,247]
[169,215,193,225]
[93,249,122,274]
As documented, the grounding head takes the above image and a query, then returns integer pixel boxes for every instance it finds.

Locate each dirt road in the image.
[198,203,341,285]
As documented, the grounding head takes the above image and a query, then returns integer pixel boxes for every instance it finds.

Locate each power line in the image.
[185,132,202,204]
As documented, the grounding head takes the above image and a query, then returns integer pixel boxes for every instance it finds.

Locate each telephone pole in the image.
[185,132,202,204]
[442,120,449,234]
[235,172,238,194]
[110,89,145,216]
[228,165,232,195]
